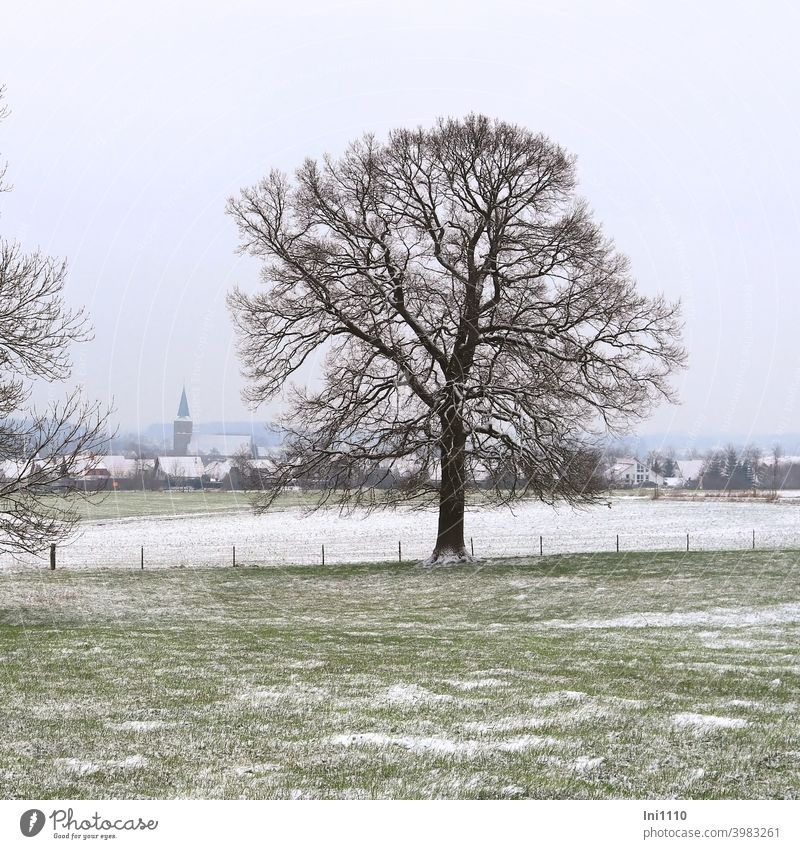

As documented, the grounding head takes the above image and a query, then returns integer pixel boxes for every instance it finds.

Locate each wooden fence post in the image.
[686,533,689,552]
[233,545,236,567]
[539,535,543,556]
[141,546,144,570]
[398,540,402,563]
[752,529,755,550]
[470,537,474,556]
[616,534,619,553]
[50,543,56,570]
[322,544,325,566]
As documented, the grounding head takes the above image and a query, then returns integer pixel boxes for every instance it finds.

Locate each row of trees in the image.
[698,444,800,491]
[228,444,800,495]
[699,446,760,491]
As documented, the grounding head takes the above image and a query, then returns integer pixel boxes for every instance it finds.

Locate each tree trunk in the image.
[429,430,470,564]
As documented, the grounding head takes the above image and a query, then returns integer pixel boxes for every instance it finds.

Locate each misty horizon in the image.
[3,1,800,442]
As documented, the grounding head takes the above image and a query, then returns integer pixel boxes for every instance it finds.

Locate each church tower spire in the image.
[173,385,193,455]
[177,385,190,419]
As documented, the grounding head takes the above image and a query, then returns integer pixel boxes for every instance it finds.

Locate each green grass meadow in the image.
[47,489,311,521]
[1,551,798,799]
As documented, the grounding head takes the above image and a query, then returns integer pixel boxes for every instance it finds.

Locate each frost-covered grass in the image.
[0,550,798,799]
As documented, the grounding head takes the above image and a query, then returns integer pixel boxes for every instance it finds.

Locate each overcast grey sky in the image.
[2,0,799,439]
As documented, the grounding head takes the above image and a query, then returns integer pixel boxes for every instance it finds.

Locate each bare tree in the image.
[228,115,685,563]
[0,87,110,556]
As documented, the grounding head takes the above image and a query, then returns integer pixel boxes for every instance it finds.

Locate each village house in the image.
[153,455,206,489]
[608,457,664,487]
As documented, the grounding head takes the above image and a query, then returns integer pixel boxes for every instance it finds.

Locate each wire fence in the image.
[7,526,798,571]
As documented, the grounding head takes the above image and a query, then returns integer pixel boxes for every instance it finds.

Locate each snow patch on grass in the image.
[383,683,454,705]
[698,632,762,649]
[501,784,526,797]
[447,678,507,691]
[530,691,587,707]
[108,721,169,732]
[686,768,706,785]
[573,756,605,772]
[329,733,558,755]
[672,713,747,729]
[119,754,148,769]
[56,759,102,777]
[723,699,761,709]
[56,755,148,776]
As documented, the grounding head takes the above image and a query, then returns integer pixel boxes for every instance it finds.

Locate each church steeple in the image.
[173,386,193,455]
[177,385,190,419]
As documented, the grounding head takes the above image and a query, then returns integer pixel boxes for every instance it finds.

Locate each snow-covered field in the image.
[3,495,800,569]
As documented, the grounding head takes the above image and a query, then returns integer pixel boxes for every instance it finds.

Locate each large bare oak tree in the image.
[0,88,109,556]
[228,115,685,563]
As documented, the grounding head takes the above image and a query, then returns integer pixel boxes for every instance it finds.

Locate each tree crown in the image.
[228,115,685,509]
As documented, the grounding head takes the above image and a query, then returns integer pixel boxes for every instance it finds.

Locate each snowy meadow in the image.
[0,550,799,799]
[3,493,800,569]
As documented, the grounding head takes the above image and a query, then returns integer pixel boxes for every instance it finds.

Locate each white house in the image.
[608,457,664,487]
[154,456,205,483]
[100,455,137,478]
